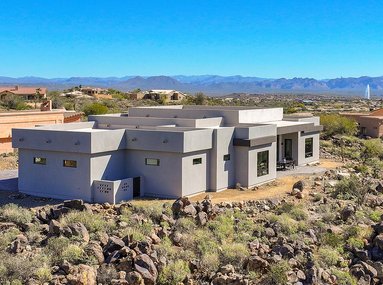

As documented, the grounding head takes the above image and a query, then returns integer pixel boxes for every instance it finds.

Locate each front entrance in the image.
[133,177,141,198]
[284,139,293,160]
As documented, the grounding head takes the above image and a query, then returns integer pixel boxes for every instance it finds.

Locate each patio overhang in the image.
[233,136,276,147]
[277,123,323,135]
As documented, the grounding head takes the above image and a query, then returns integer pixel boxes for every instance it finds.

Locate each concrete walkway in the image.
[277,165,327,178]
[0,169,18,191]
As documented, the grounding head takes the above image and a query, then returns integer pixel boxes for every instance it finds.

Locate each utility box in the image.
[93,178,133,204]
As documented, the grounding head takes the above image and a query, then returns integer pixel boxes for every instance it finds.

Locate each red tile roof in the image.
[0,86,47,95]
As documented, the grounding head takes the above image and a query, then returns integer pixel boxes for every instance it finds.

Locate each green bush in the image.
[0,204,32,225]
[321,232,344,249]
[82,102,109,116]
[158,260,190,285]
[60,210,115,234]
[333,176,363,200]
[45,237,85,265]
[320,114,357,138]
[362,139,383,161]
[208,211,235,242]
[332,269,357,285]
[317,246,339,266]
[266,260,290,285]
[35,267,52,283]
[220,242,249,266]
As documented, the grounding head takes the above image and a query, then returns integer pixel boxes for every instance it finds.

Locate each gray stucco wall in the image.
[125,150,183,198]
[298,132,320,165]
[182,151,209,196]
[210,127,235,191]
[18,149,92,201]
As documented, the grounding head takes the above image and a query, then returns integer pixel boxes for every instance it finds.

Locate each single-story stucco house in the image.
[12,106,322,203]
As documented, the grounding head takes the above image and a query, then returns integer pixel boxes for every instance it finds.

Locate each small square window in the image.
[223,154,230,161]
[33,157,46,165]
[193,158,202,165]
[145,158,160,166]
[63,160,77,168]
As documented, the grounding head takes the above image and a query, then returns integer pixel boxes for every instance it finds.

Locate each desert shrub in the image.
[200,252,220,273]
[0,252,48,283]
[317,246,339,266]
[158,260,190,285]
[320,232,344,249]
[267,213,300,235]
[277,203,308,221]
[45,237,85,265]
[333,176,364,201]
[0,204,32,225]
[82,102,109,116]
[131,202,168,223]
[332,269,357,285]
[266,260,290,285]
[369,210,382,223]
[362,139,383,161]
[220,242,249,266]
[320,114,357,138]
[60,210,115,234]
[233,211,256,242]
[194,229,219,256]
[35,267,52,283]
[0,228,20,250]
[174,217,197,234]
[347,237,364,249]
[208,211,235,242]
[1,95,31,110]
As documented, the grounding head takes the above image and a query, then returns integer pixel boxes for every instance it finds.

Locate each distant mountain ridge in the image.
[0,75,382,95]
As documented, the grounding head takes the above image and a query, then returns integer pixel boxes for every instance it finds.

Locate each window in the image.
[33,157,46,165]
[193,158,202,165]
[223,154,231,161]
[257,151,269,177]
[305,138,313,158]
[63,160,77,168]
[145,158,160,166]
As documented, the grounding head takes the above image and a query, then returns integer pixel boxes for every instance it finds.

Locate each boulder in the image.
[64,199,85,211]
[360,261,378,278]
[66,264,97,285]
[134,254,158,285]
[197,211,208,226]
[9,234,28,253]
[292,180,304,191]
[183,204,197,217]
[49,219,63,235]
[104,236,125,254]
[125,271,144,285]
[219,264,234,274]
[85,241,104,264]
[374,234,383,250]
[340,205,355,221]
[247,256,269,272]
[69,222,89,243]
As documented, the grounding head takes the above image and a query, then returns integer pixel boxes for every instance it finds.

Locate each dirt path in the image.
[190,158,343,203]
[0,154,18,171]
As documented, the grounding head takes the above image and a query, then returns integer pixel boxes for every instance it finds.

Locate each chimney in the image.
[14,85,18,91]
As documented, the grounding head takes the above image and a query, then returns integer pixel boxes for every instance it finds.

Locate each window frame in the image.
[193,157,202,165]
[305,137,314,158]
[33,157,46,165]
[257,150,269,177]
[63,160,77,168]
[145,158,160,166]
[223,154,231,161]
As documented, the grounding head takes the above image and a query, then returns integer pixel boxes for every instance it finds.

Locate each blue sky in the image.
[0,0,382,79]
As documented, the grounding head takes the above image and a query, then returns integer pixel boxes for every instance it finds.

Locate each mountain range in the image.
[0,75,381,96]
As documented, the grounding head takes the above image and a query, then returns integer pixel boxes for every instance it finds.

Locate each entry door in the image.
[133,177,141,198]
[284,139,293,160]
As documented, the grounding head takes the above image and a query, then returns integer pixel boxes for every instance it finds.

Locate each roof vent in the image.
[74,140,80,145]
[132,137,137,142]
[146,114,150,117]
[163,139,168,143]
[18,138,24,142]
[46,139,52,143]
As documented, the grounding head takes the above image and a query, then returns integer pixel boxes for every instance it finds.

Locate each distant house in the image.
[0,86,47,100]
[0,100,82,153]
[342,109,383,138]
[129,90,186,102]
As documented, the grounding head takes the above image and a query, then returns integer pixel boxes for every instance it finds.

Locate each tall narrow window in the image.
[33,157,46,165]
[145,158,160,166]
[305,138,313,158]
[257,151,269,176]
[63,160,77,168]
[193,158,202,165]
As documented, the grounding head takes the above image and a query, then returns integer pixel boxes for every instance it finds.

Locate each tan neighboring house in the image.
[129,89,186,102]
[342,109,383,138]
[0,86,47,100]
[0,101,82,153]
[80,87,112,99]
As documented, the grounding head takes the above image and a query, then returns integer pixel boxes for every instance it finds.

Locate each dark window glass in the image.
[145,158,160,166]
[63,160,77,168]
[193,158,202,165]
[305,138,313,158]
[257,151,269,176]
[223,154,230,161]
[33,157,46,165]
